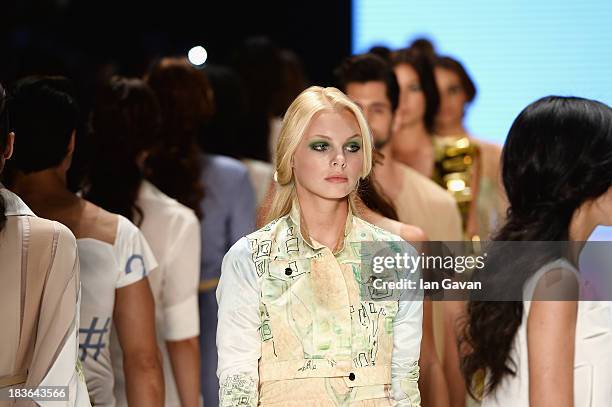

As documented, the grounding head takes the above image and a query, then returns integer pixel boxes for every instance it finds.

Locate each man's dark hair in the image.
[9,76,78,174]
[335,53,400,112]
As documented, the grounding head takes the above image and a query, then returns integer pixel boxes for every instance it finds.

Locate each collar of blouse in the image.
[0,183,35,217]
[288,198,353,255]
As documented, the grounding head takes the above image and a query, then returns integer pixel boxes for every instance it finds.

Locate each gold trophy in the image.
[433,136,482,249]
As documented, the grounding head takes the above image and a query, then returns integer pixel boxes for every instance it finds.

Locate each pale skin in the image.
[11,132,164,407]
[167,338,200,407]
[527,187,612,406]
[346,80,450,407]
[291,109,363,248]
[392,63,435,178]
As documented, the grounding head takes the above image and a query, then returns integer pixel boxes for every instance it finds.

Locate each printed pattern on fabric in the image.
[219,373,258,407]
[218,206,421,405]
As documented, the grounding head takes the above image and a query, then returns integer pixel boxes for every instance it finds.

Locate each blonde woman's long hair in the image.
[266,86,373,223]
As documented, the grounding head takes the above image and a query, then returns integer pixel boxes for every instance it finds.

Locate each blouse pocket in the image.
[261,259,316,358]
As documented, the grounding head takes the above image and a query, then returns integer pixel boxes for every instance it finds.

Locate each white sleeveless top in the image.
[482,259,612,407]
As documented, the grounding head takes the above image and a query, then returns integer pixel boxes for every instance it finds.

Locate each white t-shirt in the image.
[77,215,157,407]
[111,181,201,407]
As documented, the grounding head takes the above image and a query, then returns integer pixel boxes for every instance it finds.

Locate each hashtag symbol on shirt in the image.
[79,317,111,361]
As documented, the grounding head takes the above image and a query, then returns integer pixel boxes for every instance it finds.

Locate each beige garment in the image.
[394,164,463,242]
[0,188,81,406]
[392,166,463,360]
[472,139,507,238]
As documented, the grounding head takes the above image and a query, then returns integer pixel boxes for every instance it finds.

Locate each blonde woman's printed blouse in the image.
[216,204,423,406]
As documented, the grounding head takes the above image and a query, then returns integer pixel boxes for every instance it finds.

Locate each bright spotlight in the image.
[188,46,208,66]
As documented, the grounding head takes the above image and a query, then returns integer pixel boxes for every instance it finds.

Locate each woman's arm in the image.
[527,267,579,407]
[167,337,200,407]
[419,299,450,407]
[217,238,261,407]
[114,277,164,407]
[442,301,467,407]
[527,300,577,406]
[162,213,202,407]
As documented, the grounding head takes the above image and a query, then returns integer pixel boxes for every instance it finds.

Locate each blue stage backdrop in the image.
[352,0,612,144]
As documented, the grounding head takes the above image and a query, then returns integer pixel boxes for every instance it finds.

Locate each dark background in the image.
[1,0,352,87]
[1,0,352,188]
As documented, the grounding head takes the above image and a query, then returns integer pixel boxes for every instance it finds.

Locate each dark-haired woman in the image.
[462,96,612,406]
[391,48,439,178]
[86,77,201,407]
[146,57,256,407]
[0,83,91,405]
[433,55,506,239]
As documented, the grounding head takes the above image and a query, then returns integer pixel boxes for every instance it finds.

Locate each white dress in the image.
[77,215,157,407]
[482,259,612,407]
[111,181,201,407]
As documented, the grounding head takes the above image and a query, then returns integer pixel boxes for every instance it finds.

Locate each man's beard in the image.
[374,133,391,150]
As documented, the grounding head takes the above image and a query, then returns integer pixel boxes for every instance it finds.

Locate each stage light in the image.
[188,46,208,66]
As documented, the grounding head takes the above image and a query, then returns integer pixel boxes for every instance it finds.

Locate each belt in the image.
[198,278,220,293]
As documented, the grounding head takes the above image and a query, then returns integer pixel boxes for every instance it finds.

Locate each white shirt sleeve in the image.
[114,216,158,289]
[391,249,424,407]
[161,211,201,341]
[216,237,261,407]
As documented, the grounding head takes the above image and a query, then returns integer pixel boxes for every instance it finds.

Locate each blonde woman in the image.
[216,86,423,406]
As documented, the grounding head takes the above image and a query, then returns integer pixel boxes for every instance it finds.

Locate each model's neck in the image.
[568,201,601,264]
[569,204,599,242]
[393,122,434,177]
[435,122,467,137]
[371,143,401,195]
[375,143,394,174]
[12,167,74,205]
[296,190,348,251]
[403,120,429,140]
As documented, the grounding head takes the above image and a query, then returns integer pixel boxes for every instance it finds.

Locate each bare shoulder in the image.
[399,223,427,242]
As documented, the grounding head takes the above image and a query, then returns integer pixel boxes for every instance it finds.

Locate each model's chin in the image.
[319,185,354,199]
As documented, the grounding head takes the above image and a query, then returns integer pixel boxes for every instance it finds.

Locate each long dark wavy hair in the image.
[145,57,213,219]
[461,96,612,398]
[85,77,162,225]
[391,47,440,133]
[358,150,399,221]
[0,83,9,231]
